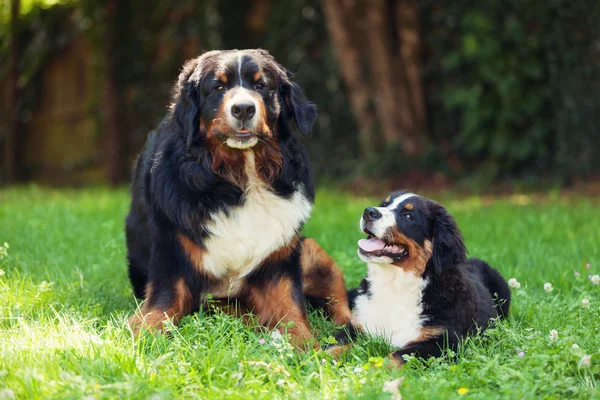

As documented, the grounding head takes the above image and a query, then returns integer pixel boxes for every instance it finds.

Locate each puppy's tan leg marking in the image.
[326,344,353,359]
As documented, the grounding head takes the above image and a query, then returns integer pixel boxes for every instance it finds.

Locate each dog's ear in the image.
[430,203,467,274]
[171,58,204,150]
[278,69,317,135]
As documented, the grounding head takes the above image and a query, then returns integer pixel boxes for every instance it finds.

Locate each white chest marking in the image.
[202,152,312,293]
[353,264,428,348]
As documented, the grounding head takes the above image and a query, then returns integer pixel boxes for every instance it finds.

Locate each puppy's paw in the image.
[387,352,405,369]
[325,344,351,359]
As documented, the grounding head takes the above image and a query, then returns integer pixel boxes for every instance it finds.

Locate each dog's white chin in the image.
[357,250,394,265]
[226,137,259,149]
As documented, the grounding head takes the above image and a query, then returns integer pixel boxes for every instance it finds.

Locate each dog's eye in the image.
[213,85,226,93]
[403,213,412,220]
[254,82,265,90]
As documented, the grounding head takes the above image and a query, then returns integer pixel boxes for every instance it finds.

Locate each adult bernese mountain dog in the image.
[125,49,351,349]
[330,190,511,366]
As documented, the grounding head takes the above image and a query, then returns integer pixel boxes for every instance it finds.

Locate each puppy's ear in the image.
[279,69,317,135]
[431,203,467,274]
[171,58,204,150]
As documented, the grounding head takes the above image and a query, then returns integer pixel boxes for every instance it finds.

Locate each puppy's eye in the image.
[254,82,265,90]
[404,213,412,220]
[213,85,225,93]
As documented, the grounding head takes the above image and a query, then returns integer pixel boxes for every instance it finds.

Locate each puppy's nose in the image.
[363,207,382,222]
[231,103,256,122]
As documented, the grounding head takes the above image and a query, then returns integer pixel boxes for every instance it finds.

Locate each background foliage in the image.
[0,0,599,186]
[422,0,600,184]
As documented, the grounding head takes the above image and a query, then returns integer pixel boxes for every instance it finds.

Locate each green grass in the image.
[0,186,599,399]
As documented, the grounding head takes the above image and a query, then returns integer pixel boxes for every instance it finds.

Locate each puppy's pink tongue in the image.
[358,238,387,252]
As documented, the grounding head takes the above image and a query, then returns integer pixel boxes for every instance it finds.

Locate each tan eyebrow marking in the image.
[216,72,228,83]
[404,203,414,211]
[385,196,391,203]
[253,71,262,82]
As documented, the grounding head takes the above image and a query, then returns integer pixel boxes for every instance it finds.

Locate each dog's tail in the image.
[467,258,511,318]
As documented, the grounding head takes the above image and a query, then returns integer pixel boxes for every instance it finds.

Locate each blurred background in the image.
[0,0,599,192]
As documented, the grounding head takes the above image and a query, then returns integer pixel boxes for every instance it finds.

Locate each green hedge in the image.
[2,0,599,184]
[422,0,600,183]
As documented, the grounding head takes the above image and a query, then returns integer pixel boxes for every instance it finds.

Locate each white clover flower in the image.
[382,378,403,400]
[271,330,283,340]
[591,275,600,285]
[549,329,558,340]
[353,367,364,373]
[572,344,580,350]
[0,388,15,400]
[508,278,521,289]
[0,270,4,276]
[231,371,243,380]
[580,355,592,367]
[272,365,290,377]
[581,299,590,308]
[544,282,553,293]
[248,361,270,368]
[0,242,8,260]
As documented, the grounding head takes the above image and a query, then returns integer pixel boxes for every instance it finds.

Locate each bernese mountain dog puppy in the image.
[330,190,511,366]
[126,49,351,349]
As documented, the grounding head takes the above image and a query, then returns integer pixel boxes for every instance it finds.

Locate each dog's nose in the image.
[231,103,256,122]
[363,207,382,222]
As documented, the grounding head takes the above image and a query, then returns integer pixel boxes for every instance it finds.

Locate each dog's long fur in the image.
[332,190,511,366]
[125,50,350,349]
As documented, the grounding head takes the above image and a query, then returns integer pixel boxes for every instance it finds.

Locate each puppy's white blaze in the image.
[362,193,417,238]
[389,193,417,210]
[202,152,313,292]
[353,264,428,348]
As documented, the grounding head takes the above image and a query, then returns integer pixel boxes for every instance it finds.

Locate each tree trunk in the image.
[365,0,423,155]
[102,0,125,186]
[321,0,426,157]
[321,0,375,154]
[365,1,404,145]
[4,0,20,183]
[395,0,426,145]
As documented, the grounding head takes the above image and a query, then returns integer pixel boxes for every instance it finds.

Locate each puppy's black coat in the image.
[333,190,510,365]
